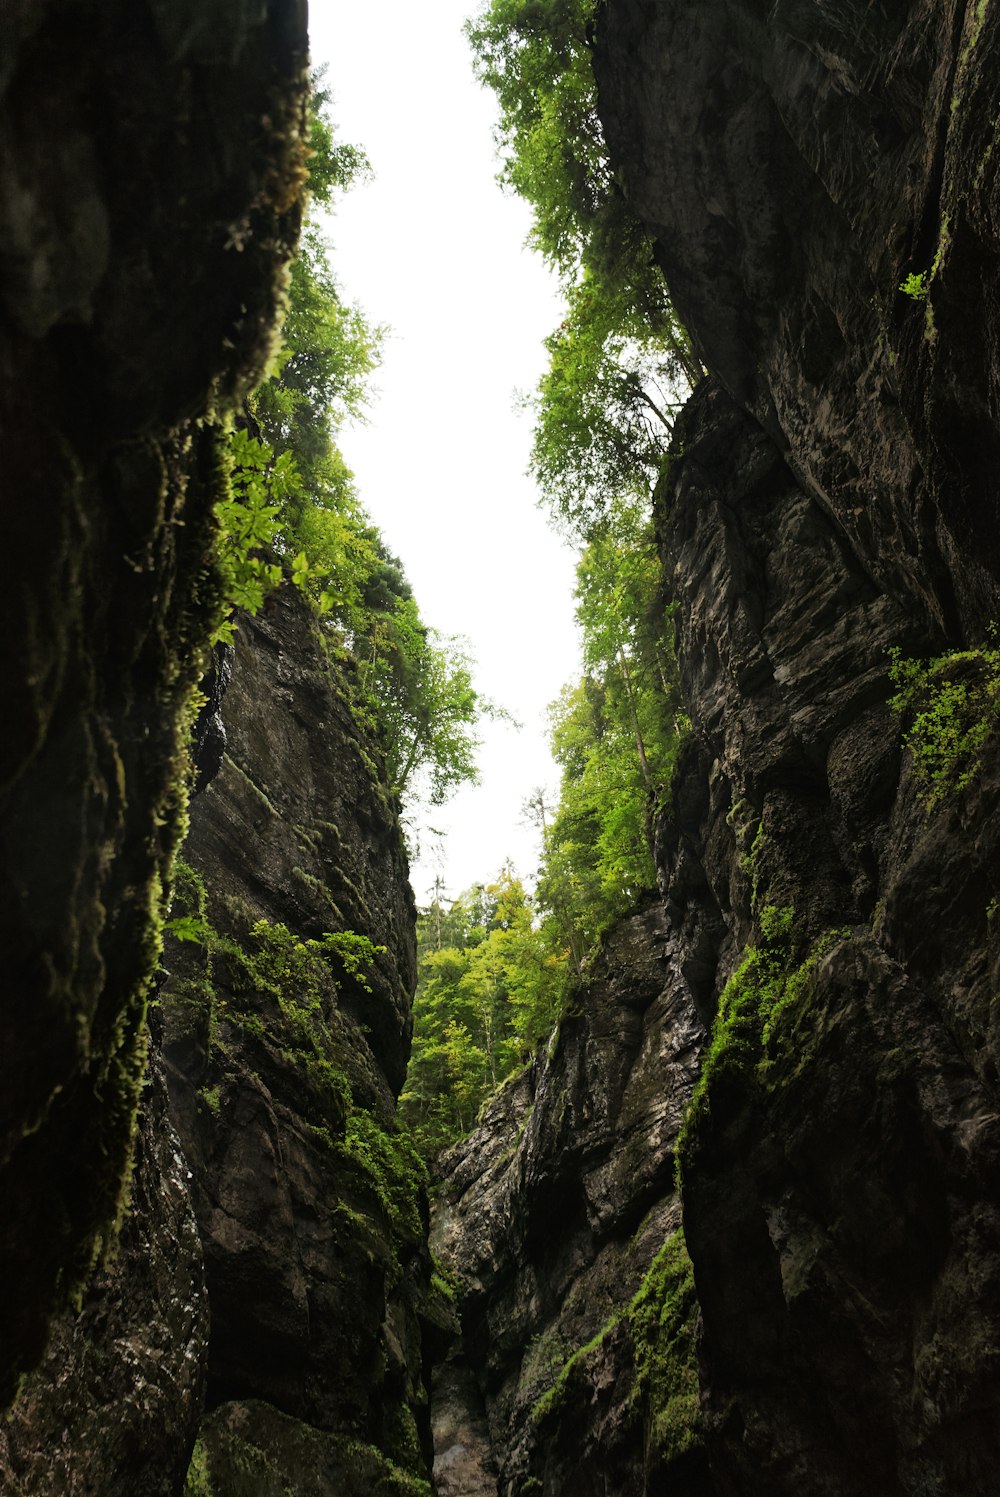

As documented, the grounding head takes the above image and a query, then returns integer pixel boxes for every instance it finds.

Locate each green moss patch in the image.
[628,1231,701,1466]
[889,639,1000,807]
[530,1228,702,1468]
[678,909,848,1173]
[185,1401,431,1497]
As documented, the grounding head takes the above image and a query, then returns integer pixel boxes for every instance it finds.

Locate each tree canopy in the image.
[216,77,491,812]
[467,0,701,536]
[400,868,569,1160]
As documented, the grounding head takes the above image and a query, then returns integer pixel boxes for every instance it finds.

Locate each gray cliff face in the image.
[437,2,1000,1494]
[161,588,435,1494]
[596,0,1000,636]
[659,381,1000,1495]
[435,911,707,1495]
[2,586,439,1497]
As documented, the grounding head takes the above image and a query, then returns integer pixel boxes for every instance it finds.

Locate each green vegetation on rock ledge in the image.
[185,1401,431,1497]
[531,1228,701,1469]
[889,637,1000,807]
[679,909,849,1173]
[165,866,427,1254]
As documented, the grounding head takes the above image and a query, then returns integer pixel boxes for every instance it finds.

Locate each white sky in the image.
[308,0,581,906]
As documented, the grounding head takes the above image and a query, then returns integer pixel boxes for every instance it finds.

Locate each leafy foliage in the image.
[214,78,490,810]
[399,869,569,1161]
[399,499,689,1159]
[467,0,700,535]
[532,494,688,960]
[899,270,929,301]
[889,639,1000,807]
[526,275,685,534]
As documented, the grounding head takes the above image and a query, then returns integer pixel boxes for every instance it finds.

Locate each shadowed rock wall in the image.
[1,586,442,1496]
[0,0,307,1403]
[160,588,441,1495]
[437,2,1000,1493]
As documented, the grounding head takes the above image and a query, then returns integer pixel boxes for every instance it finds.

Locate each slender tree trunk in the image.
[618,649,654,791]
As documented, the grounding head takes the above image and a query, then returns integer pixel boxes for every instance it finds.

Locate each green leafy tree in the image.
[532,496,688,955]
[215,78,491,814]
[467,0,701,534]
[400,870,568,1161]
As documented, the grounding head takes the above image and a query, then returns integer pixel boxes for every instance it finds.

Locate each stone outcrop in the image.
[160,586,439,1495]
[2,585,438,1495]
[0,0,307,1403]
[438,2,1000,1493]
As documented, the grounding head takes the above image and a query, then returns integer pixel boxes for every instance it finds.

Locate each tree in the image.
[218,79,491,815]
[400,870,569,1161]
[467,0,701,534]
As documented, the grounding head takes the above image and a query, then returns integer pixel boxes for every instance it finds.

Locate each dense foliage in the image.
[399,869,569,1160]
[401,499,688,1162]
[467,0,700,536]
[397,9,699,1161]
[216,78,488,808]
[889,638,1000,807]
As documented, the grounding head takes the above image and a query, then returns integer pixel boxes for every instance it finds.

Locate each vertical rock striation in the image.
[160,587,439,1495]
[600,0,1000,1490]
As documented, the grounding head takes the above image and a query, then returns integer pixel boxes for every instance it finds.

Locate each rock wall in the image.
[161,588,442,1495]
[0,1054,208,1497]
[2,586,442,1497]
[0,0,307,1403]
[438,2,1000,1493]
[435,910,708,1495]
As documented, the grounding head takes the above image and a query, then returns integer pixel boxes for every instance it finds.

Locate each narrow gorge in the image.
[3,1,1000,1495]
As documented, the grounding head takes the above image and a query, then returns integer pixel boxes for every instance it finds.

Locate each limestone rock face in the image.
[435,910,708,1494]
[160,587,436,1494]
[439,3,1000,1493]
[0,0,307,1402]
[596,0,1000,635]
[596,0,1000,1489]
[1,587,434,1495]
[658,381,1000,1495]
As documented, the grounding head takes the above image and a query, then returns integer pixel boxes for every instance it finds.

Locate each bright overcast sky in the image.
[308,1,581,906]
